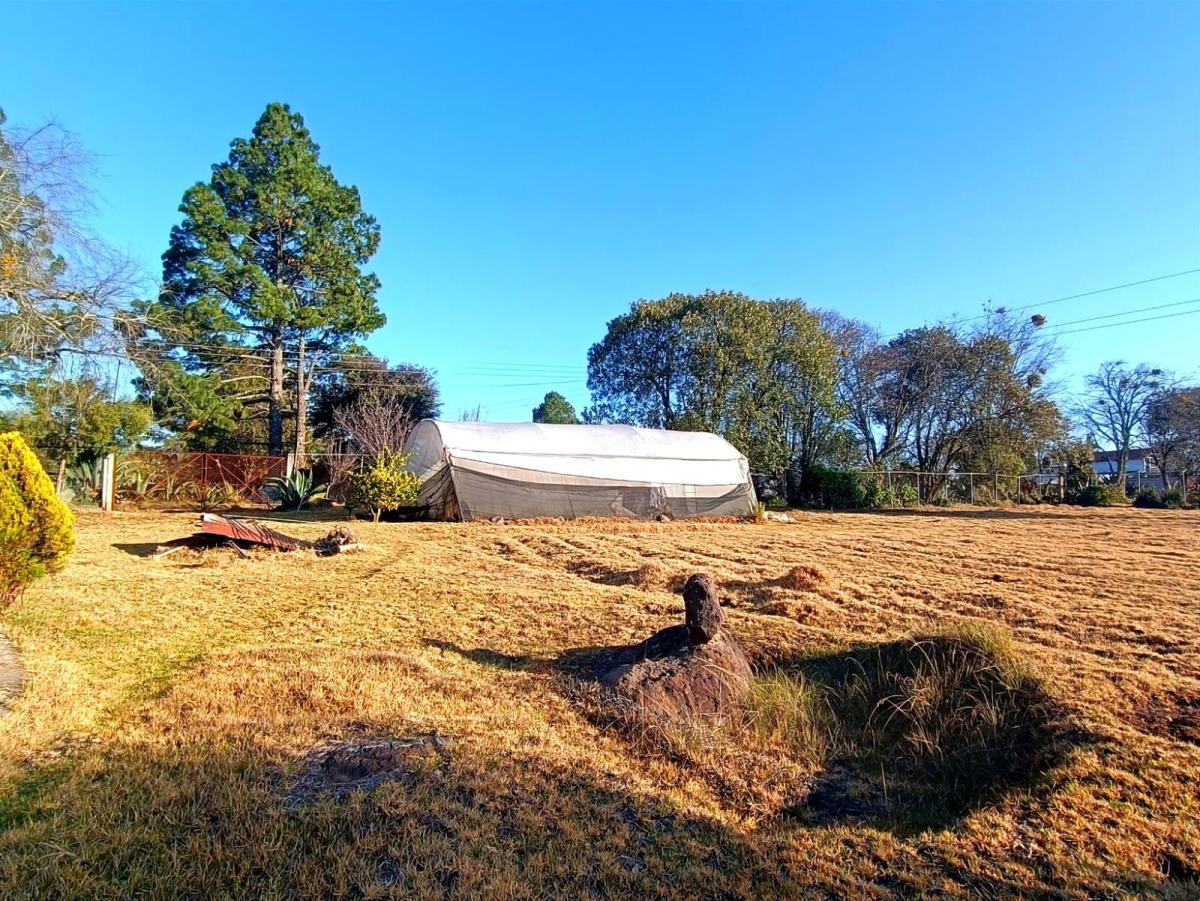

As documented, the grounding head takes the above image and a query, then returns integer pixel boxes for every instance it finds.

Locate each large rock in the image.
[683,573,722,643]
[598,573,751,721]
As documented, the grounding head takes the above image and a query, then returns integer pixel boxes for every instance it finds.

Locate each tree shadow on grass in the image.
[426,632,1094,836]
[0,641,1165,899]
[0,725,804,898]
[773,634,1096,835]
[423,638,622,678]
[0,729,1172,900]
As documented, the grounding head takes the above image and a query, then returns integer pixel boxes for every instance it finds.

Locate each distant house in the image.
[1093,448,1151,476]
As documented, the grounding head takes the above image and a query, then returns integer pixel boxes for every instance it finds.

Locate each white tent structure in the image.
[404,420,756,521]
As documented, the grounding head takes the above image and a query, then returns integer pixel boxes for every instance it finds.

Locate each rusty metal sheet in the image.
[197,514,312,550]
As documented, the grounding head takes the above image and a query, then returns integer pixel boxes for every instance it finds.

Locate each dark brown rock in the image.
[683,573,723,644]
[593,571,750,722]
[599,627,751,721]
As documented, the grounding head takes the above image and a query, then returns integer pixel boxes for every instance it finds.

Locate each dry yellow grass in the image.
[1,506,1199,897]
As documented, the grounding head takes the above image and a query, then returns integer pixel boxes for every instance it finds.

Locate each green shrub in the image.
[263,470,328,511]
[1163,487,1186,509]
[1073,484,1126,507]
[793,463,869,509]
[347,451,421,522]
[0,432,75,605]
[792,466,923,510]
[1132,488,1166,509]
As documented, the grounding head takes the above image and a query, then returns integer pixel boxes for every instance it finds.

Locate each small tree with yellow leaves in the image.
[0,432,74,605]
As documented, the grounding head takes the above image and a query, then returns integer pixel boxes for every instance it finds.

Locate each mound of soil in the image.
[626,562,687,593]
[779,565,827,591]
[1136,691,1200,746]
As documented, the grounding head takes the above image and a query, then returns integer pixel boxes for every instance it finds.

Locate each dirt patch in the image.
[1136,692,1200,746]
[0,632,25,715]
[285,734,450,810]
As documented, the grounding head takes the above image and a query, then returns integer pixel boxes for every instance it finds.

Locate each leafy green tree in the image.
[127,103,384,456]
[870,312,1062,476]
[1,374,153,482]
[587,291,838,476]
[532,391,579,424]
[586,293,694,427]
[4,376,152,453]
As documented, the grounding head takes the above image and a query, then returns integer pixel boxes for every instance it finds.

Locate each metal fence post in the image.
[100,453,115,513]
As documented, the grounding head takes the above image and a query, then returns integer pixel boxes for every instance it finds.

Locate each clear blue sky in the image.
[5,1,1199,420]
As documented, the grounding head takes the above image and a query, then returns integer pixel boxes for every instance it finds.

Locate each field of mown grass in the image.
[1,506,1198,898]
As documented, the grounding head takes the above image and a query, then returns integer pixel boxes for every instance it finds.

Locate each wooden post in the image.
[969,473,975,504]
[100,453,116,513]
[285,453,296,479]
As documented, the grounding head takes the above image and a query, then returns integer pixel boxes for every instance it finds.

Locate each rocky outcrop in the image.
[598,573,751,721]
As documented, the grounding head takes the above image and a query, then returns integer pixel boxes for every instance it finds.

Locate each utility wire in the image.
[1052,307,1200,336]
[881,265,1200,338]
[1042,296,1200,331]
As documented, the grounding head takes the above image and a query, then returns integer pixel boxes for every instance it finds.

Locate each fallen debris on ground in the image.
[285,734,451,810]
[153,513,368,558]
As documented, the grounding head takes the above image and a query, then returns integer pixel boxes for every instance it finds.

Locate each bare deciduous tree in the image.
[1145,385,1200,483]
[1076,361,1171,483]
[330,389,416,457]
[0,109,138,368]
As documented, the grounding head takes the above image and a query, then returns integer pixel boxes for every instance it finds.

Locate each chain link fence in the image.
[853,470,1067,505]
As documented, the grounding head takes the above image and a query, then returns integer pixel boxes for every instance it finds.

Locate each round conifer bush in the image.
[0,432,75,605]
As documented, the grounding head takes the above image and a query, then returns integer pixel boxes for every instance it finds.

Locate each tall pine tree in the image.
[129,103,384,455]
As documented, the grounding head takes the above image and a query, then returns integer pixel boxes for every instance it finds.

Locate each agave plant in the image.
[263,470,328,511]
[184,481,234,512]
[118,466,155,502]
[65,460,104,505]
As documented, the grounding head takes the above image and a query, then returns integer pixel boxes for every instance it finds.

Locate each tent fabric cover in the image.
[405,420,756,521]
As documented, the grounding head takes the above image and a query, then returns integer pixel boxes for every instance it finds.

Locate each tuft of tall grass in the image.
[742,670,832,764]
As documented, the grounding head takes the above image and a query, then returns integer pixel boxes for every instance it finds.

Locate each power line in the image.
[1042,296,1200,331]
[1052,307,1200,336]
[1005,267,1200,316]
[881,265,1200,338]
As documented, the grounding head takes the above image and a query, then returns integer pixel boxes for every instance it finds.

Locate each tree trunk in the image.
[55,457,67,494]
[293,333,308,469]
[268,330,285,456]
